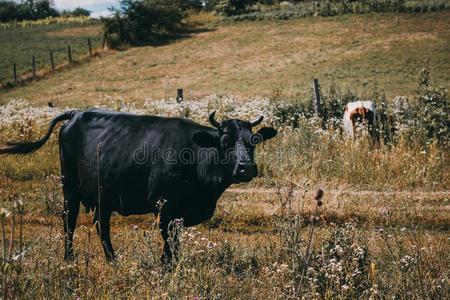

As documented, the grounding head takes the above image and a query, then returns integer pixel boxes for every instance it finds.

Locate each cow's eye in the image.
[221,135,232,147]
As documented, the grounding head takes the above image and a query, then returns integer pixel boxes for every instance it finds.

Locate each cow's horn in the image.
[209,111,221,128]
[250,116,264,127]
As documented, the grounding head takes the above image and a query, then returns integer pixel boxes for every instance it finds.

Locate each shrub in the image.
[61,7,91,17]
[215,0,257,15]
[224,0,449,22]
[390,67,450,147]
[103,0,184,47]
[179,0,204,10]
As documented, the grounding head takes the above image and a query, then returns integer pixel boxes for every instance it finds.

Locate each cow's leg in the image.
[62,196,80,260]
[60,140,80,261]
[93,207,115,261]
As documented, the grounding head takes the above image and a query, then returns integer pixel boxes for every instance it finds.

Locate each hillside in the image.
[1,11,449,106]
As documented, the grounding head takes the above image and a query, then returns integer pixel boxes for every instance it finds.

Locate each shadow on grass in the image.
[114,26,215,49]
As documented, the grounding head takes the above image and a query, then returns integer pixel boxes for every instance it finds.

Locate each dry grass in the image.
[0,177,448,299]
[0,99,448,298]
[46,25,103,37]
[1,11,449,106]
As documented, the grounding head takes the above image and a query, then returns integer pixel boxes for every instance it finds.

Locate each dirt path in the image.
[226,188,450,197]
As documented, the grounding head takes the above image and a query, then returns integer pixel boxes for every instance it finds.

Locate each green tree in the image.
[2,0,59,21]
[71,7,91,17]
[33,0,59,19]
[103,0,184,47]
[0,1,18,22]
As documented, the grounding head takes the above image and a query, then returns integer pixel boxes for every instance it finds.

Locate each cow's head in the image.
[193,111,277,183]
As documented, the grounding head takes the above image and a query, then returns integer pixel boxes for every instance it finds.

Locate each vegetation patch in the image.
[221,0,450,22]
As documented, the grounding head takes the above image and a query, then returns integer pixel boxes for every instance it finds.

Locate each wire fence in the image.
[2,33,107,88]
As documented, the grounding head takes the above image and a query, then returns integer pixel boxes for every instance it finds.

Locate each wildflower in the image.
[379,208,391,217]
[173,218,184,226]
[0,208,11,219]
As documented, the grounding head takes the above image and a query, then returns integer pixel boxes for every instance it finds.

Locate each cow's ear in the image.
[256,127,277,142]
[193,131,220,148]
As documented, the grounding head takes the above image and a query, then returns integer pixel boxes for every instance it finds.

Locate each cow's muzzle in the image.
[233,163,258,183]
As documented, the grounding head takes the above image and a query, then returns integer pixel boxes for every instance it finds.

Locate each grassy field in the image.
[0,175,448,298]
[0,10,448,299]
[1,11,449,106]
[0,94,448,298]
[0,22,103,84]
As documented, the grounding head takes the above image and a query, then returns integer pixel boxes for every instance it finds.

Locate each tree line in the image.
[0,0,90,23]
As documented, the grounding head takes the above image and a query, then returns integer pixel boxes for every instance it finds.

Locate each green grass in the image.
[0,22,103,84]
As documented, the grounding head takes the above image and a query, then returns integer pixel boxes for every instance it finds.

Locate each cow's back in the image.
[59,109,211,214]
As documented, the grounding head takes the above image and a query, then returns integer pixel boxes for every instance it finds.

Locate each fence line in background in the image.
[32,55,36,79]
[67,45,72,64]
[50,50,55,71]
[4,37,322,113]
[4,36,107,87]
[177,88,184,103]
[13,64,17,83]
[312,78,321,117]
[88,38,92,57]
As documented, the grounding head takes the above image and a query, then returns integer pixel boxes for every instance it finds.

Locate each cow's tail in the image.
[0,110,78,155]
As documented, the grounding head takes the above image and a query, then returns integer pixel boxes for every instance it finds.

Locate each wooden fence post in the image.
[102,33,107,49]
[50,50,55,71]
[88,38,92,57]
[32,55,36,79]
[312,79,321,117]
[68,45,72,63]
[13,63,17,83]
[177,88,183,103]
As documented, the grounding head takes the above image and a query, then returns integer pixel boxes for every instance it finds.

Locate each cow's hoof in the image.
[105,255,116,264]
[64,252,75,262]
[160,256,173,271]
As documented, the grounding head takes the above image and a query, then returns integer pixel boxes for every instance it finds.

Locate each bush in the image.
[61,7,91,17]
[103,0,184,47]
[215,0,257,15]
[223,0,449,22]
[393,67,450,147]
[179,0,204,10]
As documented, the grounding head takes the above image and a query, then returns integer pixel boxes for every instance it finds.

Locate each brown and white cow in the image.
[343,101,377,140]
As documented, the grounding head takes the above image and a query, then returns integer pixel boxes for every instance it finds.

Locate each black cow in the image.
[0,109,277,263]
